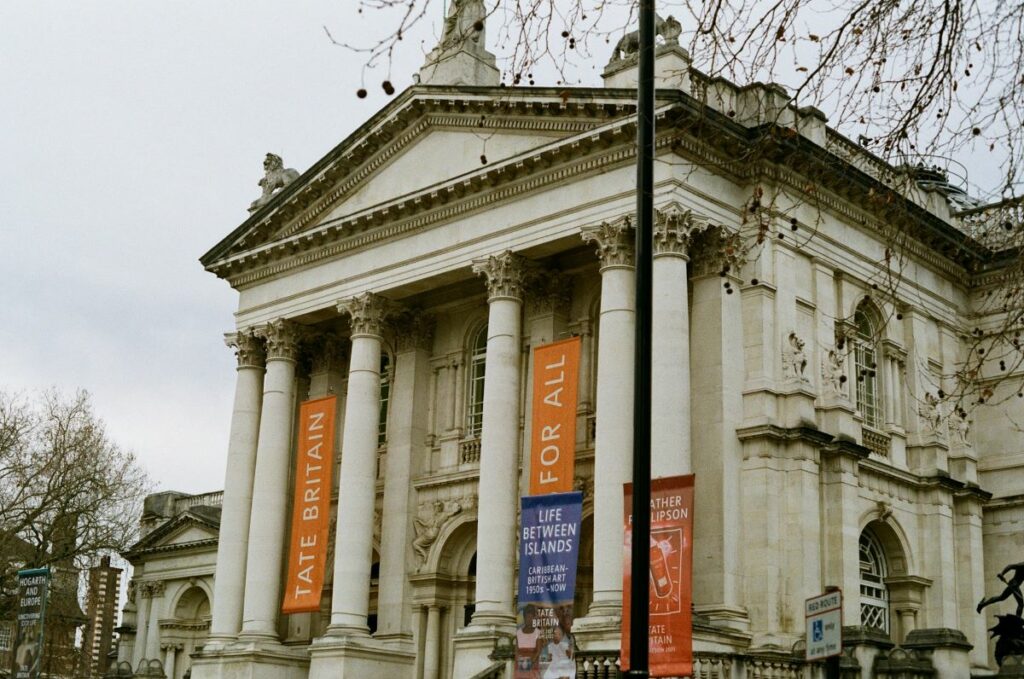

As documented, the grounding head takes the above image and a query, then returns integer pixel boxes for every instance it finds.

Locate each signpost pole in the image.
[626,0,656,676]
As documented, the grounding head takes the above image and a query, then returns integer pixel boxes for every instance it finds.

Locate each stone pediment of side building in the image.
[126,511,220,559]
[201,87,644,279]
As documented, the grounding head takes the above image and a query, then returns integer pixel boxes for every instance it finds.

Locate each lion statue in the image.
[609,14,682,64]
[249,152,300,212]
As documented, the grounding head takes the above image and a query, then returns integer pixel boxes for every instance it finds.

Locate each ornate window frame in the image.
[466,324,488,438]
[859,529,890,633]
[854,304,883,430]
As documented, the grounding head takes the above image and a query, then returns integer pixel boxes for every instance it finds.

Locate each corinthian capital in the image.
[258,319,302,361]
[472,251,531,302]
[654,203,712,258]
[581,216,635,270]
[338,292,395,337]
[224,329,265,369]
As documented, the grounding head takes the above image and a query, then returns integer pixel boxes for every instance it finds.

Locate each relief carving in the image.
[781,331,809,382]
[412,499,464,570]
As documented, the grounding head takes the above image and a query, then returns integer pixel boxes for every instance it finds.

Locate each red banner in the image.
[529,336,581,496]
[621,475,694,677]
[282,396,336,614]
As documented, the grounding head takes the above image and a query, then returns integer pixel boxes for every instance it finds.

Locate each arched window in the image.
[854,305,883,429]
[378,353,391,446]
[466,325,487,437]
[859,530,890,633]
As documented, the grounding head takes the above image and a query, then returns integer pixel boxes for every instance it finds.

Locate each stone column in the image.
[468,251,529,628]
[207,330,265,647]
[132,585,151,668]
[162,643,179,679]
[579,218,634,623]
[422,605,443,679]
[377,312,435,639]
[326,293,392,634]
[145,582,165,660]
[651,205,704,477]
[239,319,301,642]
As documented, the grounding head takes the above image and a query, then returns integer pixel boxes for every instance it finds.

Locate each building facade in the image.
[82,556,122,677]
[117,491,220,679]
[183,13,1023,679]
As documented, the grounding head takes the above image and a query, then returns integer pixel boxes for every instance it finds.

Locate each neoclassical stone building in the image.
[117,491,221,679]
[186,13,1023,679]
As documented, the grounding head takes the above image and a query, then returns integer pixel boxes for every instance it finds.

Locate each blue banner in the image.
[516,492,582,679]
[518,492,582,606]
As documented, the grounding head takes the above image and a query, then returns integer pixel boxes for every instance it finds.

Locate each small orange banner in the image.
[282,396,336,614]
[621,475,695,677]
[529,336,581,495]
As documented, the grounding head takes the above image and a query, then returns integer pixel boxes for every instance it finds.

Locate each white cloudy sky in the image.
[0,2,454,494]
[0,2,1007,495]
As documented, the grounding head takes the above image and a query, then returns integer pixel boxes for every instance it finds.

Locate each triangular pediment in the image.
[126,510,220,557]
[201,86,640,271]
[317,126,564,225]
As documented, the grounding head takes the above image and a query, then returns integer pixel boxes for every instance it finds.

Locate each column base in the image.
[694,604,751,633]
[308,635,416,679]
[189,642,309,679]
[572,602,623,652]
[451,625,512,679]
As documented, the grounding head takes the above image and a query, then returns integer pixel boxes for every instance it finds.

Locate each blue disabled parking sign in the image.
[805,589,843,661]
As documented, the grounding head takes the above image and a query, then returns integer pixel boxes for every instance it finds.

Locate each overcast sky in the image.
[0,2,1006,496]
[0,2,453,494]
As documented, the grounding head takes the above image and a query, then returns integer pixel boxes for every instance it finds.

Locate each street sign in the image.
[805,589,842,661]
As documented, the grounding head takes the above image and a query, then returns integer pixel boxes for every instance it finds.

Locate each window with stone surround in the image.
[378,353,391,446]
[854,304,883,429]
[466,324,487,437]
[859,529,890,633]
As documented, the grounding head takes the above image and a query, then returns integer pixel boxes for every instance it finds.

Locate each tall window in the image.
[859,530,890,633]
[854,305,882,428]
[467,325,487,437]
[378,354,391,446]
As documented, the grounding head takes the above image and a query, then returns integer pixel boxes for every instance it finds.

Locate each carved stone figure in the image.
[609,14,682,63]
[822,348,847,397]
[249,153,300,213]
[948,413,970,447]
[781,332,809,382]
[412,499,463,570]
[440,0,487,52]
[918,392,942,435]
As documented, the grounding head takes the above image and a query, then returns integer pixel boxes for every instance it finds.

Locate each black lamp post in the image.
[626,0,656,676]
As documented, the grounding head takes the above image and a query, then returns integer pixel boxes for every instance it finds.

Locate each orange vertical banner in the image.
[621,474,695,677]
[529,336,581,495]
[282,396,336,614]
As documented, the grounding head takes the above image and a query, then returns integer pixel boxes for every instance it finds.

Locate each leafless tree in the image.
[0,389,150,628]
[330,0,1024,414]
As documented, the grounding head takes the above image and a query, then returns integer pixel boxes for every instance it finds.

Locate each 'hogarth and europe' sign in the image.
[11,567,50,679]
